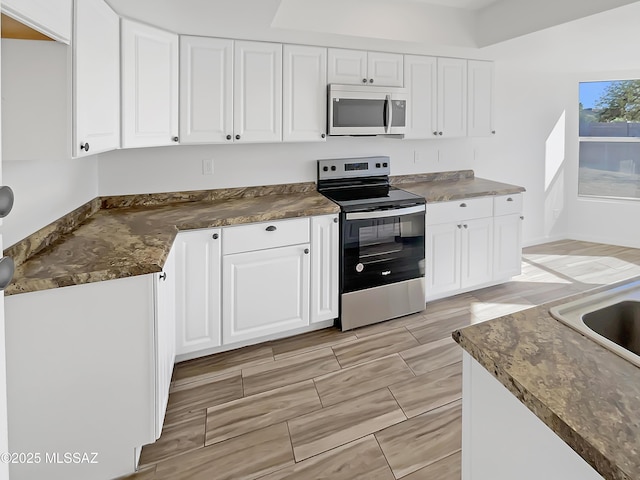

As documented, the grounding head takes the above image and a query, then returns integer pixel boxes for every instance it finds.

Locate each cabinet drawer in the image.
[494,194,523,216]
[223,217,310,255]
[427,197,493,225]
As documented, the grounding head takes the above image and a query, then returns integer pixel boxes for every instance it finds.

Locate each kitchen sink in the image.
[549,280,640,368]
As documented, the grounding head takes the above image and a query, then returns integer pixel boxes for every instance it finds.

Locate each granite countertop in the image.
[394,171,525,202]
[7,188,338,296]
[6,171,525,296]
[453,279,640,480]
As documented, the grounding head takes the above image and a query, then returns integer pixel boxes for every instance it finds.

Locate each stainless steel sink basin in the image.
[549,281,640,368]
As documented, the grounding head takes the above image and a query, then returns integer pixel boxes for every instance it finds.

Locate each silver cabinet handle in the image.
[457,224,462,229]
[159,272,167,281]
[0,257,14,291]
[333,217,338,223]
[266,225,277,232]
[304,248,309,254]
[463,224,468,228]
[507,197,513,202]
[212,233,219,240]
[460,203,467,208]
[0,186,14,218]
[520,216,525,220]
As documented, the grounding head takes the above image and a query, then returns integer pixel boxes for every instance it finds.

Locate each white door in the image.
[121,19,179,148]
[367,51,403,87]
[468,60,495,137]
[283,44,327,142]
[174,229,222,356]
[73,0,120,157]
[0,9,9,478]
[155,248,176,439]
[223,244,310,344]
[460,217,493,288]
[437,57,467,138]
[426,222,461,299]
[180,36,233,144]
[311,215,338,323]
[493,214,523,280]
[233,41,282,143]
[404,54,437,139]
[327,48,367,85]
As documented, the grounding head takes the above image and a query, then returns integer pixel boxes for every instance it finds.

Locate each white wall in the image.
[1,40,99,247]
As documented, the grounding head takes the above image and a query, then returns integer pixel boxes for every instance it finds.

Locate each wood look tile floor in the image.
[122,240,640,480]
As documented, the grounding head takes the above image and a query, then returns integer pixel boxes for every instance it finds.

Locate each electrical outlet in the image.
[202,158,214,175]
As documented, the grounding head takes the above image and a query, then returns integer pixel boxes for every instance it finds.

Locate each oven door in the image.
[342,204,425,293]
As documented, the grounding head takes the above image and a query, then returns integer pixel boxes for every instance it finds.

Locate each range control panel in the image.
[317,156,390,181]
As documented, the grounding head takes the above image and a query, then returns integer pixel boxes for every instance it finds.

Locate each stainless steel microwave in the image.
[328,84,407,136]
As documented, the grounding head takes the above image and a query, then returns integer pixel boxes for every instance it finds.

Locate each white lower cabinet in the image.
[4,261,176,480]
[311,214,339,323]
[493,194,524,279]
[174,228,222,356]
[222,243,310,344]
[426,195,522,302]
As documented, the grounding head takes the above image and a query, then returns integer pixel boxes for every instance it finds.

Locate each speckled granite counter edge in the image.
[452,284,636,480]
[5,182,320,269]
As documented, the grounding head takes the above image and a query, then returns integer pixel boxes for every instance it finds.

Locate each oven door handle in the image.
[345,204,425,220]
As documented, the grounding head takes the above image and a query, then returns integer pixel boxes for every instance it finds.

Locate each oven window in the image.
[342,213,425,292]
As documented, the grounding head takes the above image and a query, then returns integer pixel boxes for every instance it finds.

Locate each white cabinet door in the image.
[468,60,495,137]
[121,19,179,148]
[311,215,339,324]
[283,44,327,142]
[426,222,461,299]
[233,41,282,143]
[154,247,176,439]
[367,51,403,87]
[404,54,437,139]
[223,244,310,344]
[73,0,120,157]
[174,229,222,356]
[493,214,523,280]
[327,48,367,85]
[2,0,71,43]
[437,57,467,138]
[460,217,493,289]
[179,36,233,144]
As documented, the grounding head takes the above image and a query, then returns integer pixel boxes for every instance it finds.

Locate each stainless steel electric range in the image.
[317,156,426,331]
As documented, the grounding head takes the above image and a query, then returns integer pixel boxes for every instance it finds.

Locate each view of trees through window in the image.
[579,80,640,200]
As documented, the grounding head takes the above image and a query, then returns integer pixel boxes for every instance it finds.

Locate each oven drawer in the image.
[222,217,310,255]
[426,197,493,225]
[494,193,523,216]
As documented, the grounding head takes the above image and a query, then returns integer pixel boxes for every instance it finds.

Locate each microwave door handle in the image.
[384,95,391,133]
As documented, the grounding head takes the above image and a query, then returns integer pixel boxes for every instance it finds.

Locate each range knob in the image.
[331,166,337,171]
[376,163,381,168]
[383,162,388,167]
[323,166,329,172]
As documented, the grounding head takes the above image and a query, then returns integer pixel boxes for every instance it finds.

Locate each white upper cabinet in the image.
[2,0,72,44]
[121,19,179,148]
[233,41,282,143]
[73,0,120,157]
[437,57,467,138]
[283,44,327,142]
[328,48,403,86]
[468,60,495,137]
[404,55,437,139]
[179,36,233,144]
[367,51,403,87]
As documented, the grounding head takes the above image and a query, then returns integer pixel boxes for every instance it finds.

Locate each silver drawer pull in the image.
[507,197,513,202]
[0,186,14,218]
[460,203,467,207]
[266,225,277,232]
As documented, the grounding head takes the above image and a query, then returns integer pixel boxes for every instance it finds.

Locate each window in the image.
[579,80,640,200]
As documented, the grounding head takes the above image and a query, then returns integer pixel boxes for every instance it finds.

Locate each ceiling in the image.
[105,0,640,72]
